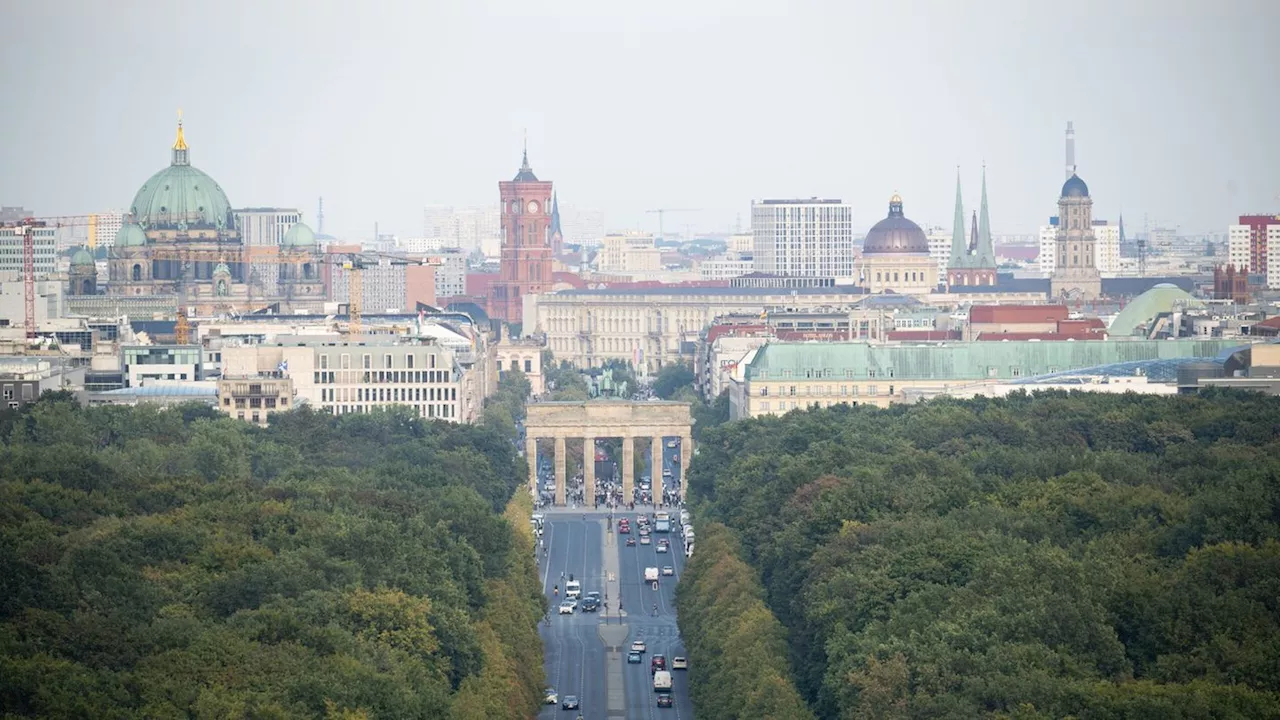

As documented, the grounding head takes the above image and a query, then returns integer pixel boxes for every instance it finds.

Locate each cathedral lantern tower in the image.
[489,144,554,324]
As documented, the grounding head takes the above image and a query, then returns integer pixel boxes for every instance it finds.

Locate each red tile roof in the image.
[969,304,1069,324]
[974,332,1103,341]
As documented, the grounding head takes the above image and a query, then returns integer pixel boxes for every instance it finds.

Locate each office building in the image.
[0,224,57,278]
[597,233,663,275]
[1093,221,1121,276]
[752,198,853,278]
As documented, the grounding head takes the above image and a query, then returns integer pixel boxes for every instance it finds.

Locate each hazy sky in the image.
[2,0,1277,240]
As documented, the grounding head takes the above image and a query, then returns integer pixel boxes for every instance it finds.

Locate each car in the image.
[627,652,642,664]
[661,565,675,576]
[656,543,668,553]
[667,440,678,448]
[580,597,599,612]
[544,688,558,704]
[626,537,636,547]
[640,536,651,545]
[561,695,579,710]
[558,601,576,615]
[631,640,646,653]
[618,524,630,534]
[639,527,650,536]
[651,655,667,672]
[657,694,674,708]
[672,656,687,670]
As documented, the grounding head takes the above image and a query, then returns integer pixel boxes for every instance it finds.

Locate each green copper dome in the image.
[282,221,317,247]
[71,247,96,268]
[128,119,233,231]
[113,223,147,247]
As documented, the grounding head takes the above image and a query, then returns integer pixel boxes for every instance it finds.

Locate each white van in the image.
[653,670,673,693]
[565,580,581,599]
[683,527,695,543]
[644,567,660,582]
[685,543,694,559]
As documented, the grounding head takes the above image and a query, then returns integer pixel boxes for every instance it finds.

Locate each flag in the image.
[277,360,289,374]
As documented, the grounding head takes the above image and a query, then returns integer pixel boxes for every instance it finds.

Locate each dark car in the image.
[657,694,673,708]
[626,537,636,547]
[627,652,642,664]
[561,695,579,710]
[650,654,667,673]
[581,596,599,612]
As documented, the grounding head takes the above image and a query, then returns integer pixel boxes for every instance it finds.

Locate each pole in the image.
[22,226,36,339]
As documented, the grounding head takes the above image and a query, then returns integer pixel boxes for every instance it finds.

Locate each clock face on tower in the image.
[527,200,540,214]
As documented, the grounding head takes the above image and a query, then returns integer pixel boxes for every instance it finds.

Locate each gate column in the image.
[554,434,567,506]
[651,436,664,508]
[584,436,596,508]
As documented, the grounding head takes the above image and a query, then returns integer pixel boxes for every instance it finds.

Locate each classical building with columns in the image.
[524,285,1047,371]
[524,401,692,507]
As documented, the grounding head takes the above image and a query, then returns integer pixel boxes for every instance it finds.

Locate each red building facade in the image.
[488,150,554,324]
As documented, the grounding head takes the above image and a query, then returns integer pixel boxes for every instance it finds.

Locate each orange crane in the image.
[8,215,97,339]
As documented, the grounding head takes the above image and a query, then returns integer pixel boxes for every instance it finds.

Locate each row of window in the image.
[318,353,440,370]
[496,359,534,373]
[758,368,896,380]
[325,403,455,419]
[313,370,453,384]
[319,386,456,403]
[759,384,891,397]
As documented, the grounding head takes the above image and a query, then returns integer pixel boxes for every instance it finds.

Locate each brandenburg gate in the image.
[525,401,693,507]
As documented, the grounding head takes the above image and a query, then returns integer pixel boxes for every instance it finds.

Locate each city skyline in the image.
[2,0,1277,240]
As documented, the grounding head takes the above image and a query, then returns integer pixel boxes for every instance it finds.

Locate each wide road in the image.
[616,512,694,719]
[536,508,694,719]
[538,515,605,718]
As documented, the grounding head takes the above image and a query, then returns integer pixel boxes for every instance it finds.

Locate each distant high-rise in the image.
[751,198,853,278]
[1065,121,1076,179]
[489,145,554,324]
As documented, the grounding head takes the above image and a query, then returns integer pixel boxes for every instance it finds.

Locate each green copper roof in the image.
[71,247,95,267]
[974,168,997,267]
[282,221,317,247]
[129,124,233,231]
[745,338,1247,383]
[113,223,147,248]
[1109,284,1202,336]
[949,170,969,268]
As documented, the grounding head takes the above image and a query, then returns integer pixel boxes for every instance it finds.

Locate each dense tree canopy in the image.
[0,394,545,719]
[683,389,1280,718]
[652,363,696,400]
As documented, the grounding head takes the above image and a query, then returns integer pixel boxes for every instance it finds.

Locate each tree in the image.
[653,363,695,400]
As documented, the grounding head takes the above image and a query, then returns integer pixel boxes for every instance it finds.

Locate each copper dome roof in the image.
[862,194,929,254]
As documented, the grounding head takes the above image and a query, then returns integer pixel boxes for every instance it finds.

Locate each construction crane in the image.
[337,251,412,337]
[645,208,702,243]
[8,215,98,339]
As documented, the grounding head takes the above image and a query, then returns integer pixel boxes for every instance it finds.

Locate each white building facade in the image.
[0,225,58,278]
[88,211,123,251]
[1038,223,1059,275]
[1269,226,1280,289]
[1093,221,1121,276]
[597,233,662,275]
[926,226,951,277]
[235,208,302,247]
[752,198,853,278]
[433,250,468,298]
[331,257,408,313]
[1228,225,1253,272]
[423,205,502,254]
[699,256,755,281]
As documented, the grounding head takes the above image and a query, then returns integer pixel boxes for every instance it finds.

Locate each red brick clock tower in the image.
[489,147,554,324]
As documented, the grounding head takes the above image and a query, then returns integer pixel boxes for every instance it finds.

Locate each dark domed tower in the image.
[69,247,97,295]
[860,193,938,294]
[1049,170,1102,300]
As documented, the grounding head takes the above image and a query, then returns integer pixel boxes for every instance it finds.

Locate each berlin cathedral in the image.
[106,117,326,314]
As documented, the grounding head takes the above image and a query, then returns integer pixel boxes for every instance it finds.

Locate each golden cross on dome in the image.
[173,108,188,151]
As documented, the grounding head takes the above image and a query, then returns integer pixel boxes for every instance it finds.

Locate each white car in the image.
[631,640,647,653]
[672,657,688,670]
[544,688,558,704]
[640,535,651,545]
[558,601,576,615]
[661,565,675,576]
[656,543,668,554]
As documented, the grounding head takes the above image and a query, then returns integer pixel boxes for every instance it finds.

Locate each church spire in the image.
[512,134,539,181]
[171,109,189,166]
[949,168,969,267]
[976,165,996,267]
[970,210,979,254]
[550,192,562,236]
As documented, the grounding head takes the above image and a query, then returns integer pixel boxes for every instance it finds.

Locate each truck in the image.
[653,670,673,693]
[565,580,581,599]
[644,567,659,583]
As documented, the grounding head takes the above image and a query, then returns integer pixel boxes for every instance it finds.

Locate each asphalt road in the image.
[615,514,694,719]
[538,516,606,718]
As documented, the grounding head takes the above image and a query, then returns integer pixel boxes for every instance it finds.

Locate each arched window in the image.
[132,264,142,281]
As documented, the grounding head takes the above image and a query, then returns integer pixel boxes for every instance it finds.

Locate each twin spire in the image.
[949,167,996,268]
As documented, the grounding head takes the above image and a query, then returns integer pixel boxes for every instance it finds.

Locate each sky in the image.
[2,0,1278,240]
